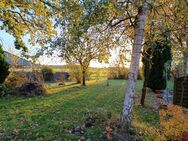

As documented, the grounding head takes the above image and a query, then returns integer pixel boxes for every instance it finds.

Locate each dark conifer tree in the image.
[0,44,9,83]
[144,29,172,90]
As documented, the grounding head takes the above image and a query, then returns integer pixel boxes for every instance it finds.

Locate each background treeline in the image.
[108,67,143,80]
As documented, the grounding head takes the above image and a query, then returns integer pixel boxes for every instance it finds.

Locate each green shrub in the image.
[18,82,46,96]
[0,84,8,97]
[108,67,128,80]
[41,66,54,82]
[65,64,82,83]
[0,44,9,83]
[0,84,19,97]
[108,67,143,80]
[5,71,44,88]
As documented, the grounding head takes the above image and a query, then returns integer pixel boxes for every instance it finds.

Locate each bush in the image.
[5,71,44,88]
[0,84,9,97]
[41,66,54,82]
[0,84,19,97]
[1,71,45,97]
[65,64,82,83]
[0,44,9,83]
[108,67,143,80]
[0,82,46,97]
[18,82,46,96]
[108,67,128,80]
[4,71,26,88]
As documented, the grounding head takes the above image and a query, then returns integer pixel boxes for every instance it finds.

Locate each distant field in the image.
[0,80,172,140]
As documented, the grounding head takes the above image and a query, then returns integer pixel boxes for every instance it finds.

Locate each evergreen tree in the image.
[143,30,172,90]
[0,45,9,84]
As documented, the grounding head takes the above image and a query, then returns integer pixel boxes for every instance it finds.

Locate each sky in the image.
[0,30,121,68]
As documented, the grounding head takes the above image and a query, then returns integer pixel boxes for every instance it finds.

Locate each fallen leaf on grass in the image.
[12,128,19,136]
[79,136,85,141]
[0,131,5,139]
[18,117,26,124]
[105,126,113,140]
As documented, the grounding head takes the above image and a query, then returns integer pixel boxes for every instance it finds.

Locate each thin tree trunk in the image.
[82,70,86,86]
[141,56,150,106]
[183,53,188,75]
[120,0,151,130]
[141,80,147,106]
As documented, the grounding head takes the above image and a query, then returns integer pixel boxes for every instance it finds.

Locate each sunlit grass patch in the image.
[45,80,102,95]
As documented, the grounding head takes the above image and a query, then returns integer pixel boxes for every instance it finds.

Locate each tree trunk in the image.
[82,70,86,86]
[141,80,147,106]
[141,55,150,106]
[120,0,151,130]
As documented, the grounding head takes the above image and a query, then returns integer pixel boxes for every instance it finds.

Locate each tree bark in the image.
[82,70,86,86]
[141,55,150,106]
[141,80,147,106]
[120,0,151,130]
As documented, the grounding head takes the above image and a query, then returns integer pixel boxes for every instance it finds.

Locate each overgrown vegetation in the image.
[41,66,54,82]
[2,71,46,97]
[65,64,82,84]
[0,84,18,97]
[4,71,26,88]
[108,67,143,80]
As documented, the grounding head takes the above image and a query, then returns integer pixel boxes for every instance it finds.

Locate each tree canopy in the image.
[0,0,57,51]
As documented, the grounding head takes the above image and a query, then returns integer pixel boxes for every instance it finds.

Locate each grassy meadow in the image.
[0,80,173,140]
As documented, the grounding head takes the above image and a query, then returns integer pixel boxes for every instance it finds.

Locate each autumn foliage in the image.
[160,104,188,140]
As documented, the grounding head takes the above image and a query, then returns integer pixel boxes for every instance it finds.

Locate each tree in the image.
[141,29,172,104]
[54,0,151,129]
[0,0,57,51]
[140,0,186,105]
[49,1,115,86]
[170,1,188,75]
[145,0,188,76]
[147,40,172,90]
[54,26,113,85]
[0,44,9,83]
[120,0,152,129]
[51,0,182,130]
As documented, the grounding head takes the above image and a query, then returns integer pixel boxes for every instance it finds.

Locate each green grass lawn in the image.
[0,80,169,140]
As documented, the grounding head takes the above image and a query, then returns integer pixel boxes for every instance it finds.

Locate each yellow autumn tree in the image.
[0,0,58,51]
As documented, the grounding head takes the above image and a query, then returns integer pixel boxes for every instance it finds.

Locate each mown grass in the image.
[0,80,171,140]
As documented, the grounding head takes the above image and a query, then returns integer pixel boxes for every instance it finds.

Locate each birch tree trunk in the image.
[120,0,151,129]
